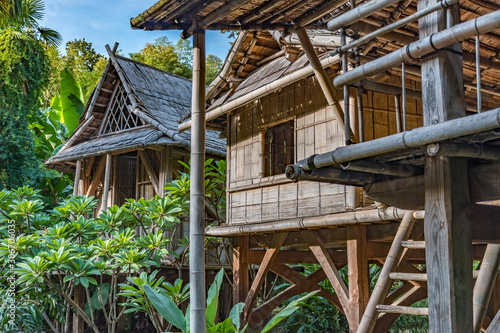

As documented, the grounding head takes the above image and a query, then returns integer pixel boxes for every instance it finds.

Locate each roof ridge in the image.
[114,54,193,83]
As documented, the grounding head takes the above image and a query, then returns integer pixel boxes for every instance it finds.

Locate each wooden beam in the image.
[137,150,161,195]
[365,160,500,210]
[86,156,106,197]
[251,264,343,326]
[247,249,347,265]
[302,230,351,320]
[418,0,473,330]
[243,233,287,322]
[347,225,370,332]
[233,236,249,305]
[270,263,343,310]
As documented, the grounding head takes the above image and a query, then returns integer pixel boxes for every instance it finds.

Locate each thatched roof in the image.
[46,54,225,167]
[153,0,500,130]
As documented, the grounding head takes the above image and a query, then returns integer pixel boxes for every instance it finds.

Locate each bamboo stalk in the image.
[389,272,427,282]
[357,211,415,333]
[472,244,500,333]
[326,0,401,31]
[376,305,428,316]
[189,26,207,333]
[291,107,500,174]
[334,11,500,87]
[205,207,418,237]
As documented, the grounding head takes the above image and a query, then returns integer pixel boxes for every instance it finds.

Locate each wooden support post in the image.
[418,1,472,332]
[101,154,112,211]
[473,244,500,333]
[233,236,249,305]
[243,233,287,322]
[73,160,82,196]
[86,156,107,197]
[302,231,351,320]
[347,225,369,332]
[73,284,85,333]
[138,150,161,196]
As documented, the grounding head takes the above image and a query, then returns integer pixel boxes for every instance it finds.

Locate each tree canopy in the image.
[130,36,223,84]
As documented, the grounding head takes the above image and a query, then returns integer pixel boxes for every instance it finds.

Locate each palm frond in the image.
[37,26,62,48]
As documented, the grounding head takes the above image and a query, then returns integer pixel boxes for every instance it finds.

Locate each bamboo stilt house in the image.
[132,1,500,332]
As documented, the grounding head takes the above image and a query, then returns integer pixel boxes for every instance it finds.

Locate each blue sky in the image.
[40,0,234,60]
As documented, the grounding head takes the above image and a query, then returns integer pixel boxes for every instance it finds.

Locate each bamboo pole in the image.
[289,107,500,174]
[189,25,207,333]
[73,160,82,196]
[394,95,402,133]
[326,0,401,31]
[295,27,346,136]
[328,0,459,58]
[376,305,428,316]
[101,154,112,211]
[476,35,482,113]
[427,142,500,161]
[205,207,418,237]
[333,10,500,87]
[473,244,500,333]
[357,211,415,333]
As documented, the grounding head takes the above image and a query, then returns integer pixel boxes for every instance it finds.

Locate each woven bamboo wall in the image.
[228,72,423,225]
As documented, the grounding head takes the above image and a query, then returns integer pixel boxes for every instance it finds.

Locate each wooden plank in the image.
[243,233,287,322]
[302,230,351,319]
[86,156,106,197]
[418,0,473,330]
[233,236,249,305]
[138,150,161,196]
[347,225,370,332]
[247,249,347,265]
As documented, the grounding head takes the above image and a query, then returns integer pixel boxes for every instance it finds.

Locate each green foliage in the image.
[0,187,188,333]
[130,36,191,78]
[50,69,85,134]
[0,0,61,48]
[130,36,223,83]
[0,28,50,189]
[143,268,248,333]
[206,54,223,85]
